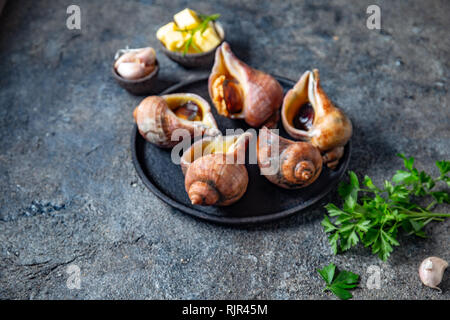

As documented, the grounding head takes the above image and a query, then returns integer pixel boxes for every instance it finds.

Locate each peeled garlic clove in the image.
[208,42,283,128]
[114,47,157,80]
[116,62,148,80]
[134,93,220,148]
[419,256,448,291]
[114,52,137,69]
[257,127,322,189]
[135,47,156,66]
[281,69,352,168]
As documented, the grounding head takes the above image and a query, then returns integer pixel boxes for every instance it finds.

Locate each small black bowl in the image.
[112,59,160,96]
[159,22,225,68]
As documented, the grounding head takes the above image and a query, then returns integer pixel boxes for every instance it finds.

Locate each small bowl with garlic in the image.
[112,47,159,95]
[156,8,225,68]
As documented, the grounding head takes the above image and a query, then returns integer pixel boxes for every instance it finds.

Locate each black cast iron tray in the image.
[131,75,351,225]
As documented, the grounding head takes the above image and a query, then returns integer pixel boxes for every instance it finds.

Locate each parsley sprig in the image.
[175,13,220,56]
[317,263,359,300]
[322,154,450,261]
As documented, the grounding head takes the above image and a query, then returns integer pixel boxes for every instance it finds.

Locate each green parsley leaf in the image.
[317,263,336,285]
[317,263,359,300]
[322,155,450,261]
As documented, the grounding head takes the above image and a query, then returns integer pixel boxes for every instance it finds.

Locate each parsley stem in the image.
[426,200,437,211]
[400,209,450,218]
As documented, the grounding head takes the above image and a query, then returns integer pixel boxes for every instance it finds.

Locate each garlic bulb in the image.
[419,256,448,291]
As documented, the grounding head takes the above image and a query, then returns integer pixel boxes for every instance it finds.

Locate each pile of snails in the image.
[134,42,352,206]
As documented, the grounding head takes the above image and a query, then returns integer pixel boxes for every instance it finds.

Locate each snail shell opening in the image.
[180,132,253,175]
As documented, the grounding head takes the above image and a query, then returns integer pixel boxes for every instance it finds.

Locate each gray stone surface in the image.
[0,0,449,300]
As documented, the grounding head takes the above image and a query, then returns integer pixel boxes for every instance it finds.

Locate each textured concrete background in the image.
[0,0,449,299]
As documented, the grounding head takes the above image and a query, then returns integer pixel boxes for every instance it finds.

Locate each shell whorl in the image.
[188,181,220,206]
[281,144,320,186]
[134,96,174,148]
[184,153,248,206]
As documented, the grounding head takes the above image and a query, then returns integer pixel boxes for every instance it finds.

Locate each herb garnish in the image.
[176,13,220,56]
[322,154,450,261]
[317,263,359,300]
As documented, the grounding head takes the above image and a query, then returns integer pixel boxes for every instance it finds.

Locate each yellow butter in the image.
[156,22,187,51]
[193,24,221,52]
[156,22,175,41]
[174,8,200,30]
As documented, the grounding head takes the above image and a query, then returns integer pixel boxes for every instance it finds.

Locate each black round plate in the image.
[131,76,351,225]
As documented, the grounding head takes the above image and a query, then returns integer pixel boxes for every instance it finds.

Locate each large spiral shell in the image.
[185,153,249,206]
[208,42,283,128]
[281,69,352,168]
[257,127,322,189]
[134,93,220,148]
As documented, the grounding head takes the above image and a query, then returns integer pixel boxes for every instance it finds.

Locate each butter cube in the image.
[193,24,221,52]
[156,22,175,41]
[174,8,200,30]
[156,22,187,51]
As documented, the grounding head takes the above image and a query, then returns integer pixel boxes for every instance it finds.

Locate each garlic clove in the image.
[114,51,136,69]
[135,47,156,67]
[116,62,147,80]
[114,47,157,80]
[419,256,448,292]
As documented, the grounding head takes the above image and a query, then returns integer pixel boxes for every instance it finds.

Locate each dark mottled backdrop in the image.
[0,0,449,299]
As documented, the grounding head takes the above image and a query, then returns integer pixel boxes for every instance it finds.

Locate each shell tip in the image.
[190,194,203,205]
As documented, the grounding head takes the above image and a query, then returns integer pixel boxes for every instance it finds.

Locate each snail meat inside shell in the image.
[173,101,202,121]
[293,102,314,131]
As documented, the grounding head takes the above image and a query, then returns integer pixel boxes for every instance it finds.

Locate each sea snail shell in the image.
[133,93,220,148]
[114,47,157,80]
[182,132,253,206]
[257,127,322,189]
[281,69,352,169]
[208,42,284,128]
